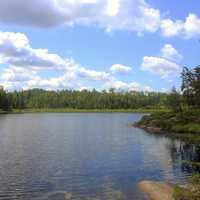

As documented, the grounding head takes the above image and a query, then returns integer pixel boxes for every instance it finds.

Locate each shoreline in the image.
[133,110,200,143]
[0,108,165,114]
[134,122,200,143]
[133,123,165,134]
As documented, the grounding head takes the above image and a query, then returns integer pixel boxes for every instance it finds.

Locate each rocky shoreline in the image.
[133,123,165,134]
[138,181,174,200]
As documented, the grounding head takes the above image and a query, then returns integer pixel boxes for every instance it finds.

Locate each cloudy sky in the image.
[0,0,199,92]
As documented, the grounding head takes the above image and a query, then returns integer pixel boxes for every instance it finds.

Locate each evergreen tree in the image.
[0,87,10,111]
[167,87,182,112]
[181,66,200,108]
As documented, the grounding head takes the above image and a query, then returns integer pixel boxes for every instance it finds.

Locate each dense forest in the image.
[0,88,167,110]
[0,66,199,111]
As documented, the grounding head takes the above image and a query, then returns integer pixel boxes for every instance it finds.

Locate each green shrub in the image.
[172,123,200,134]
[174,174,200,200]
[137,111,200,135]
[173,185,195,200]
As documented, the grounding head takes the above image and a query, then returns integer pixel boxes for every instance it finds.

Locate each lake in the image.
[0,113,198,200]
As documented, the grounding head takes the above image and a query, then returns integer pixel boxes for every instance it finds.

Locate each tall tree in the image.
[181,66,200,108]
[167,87,182,112]
[0,87,10,111]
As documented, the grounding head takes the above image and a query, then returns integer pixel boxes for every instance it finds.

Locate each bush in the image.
[137,110,200,135]
[174,174,200,200]
[173,185,195,200]
[172,123,200,134]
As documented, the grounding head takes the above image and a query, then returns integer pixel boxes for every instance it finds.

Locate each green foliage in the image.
[174,186,190,200]
[167,87,183,112]
[190,174,200,185]
[0,87,11,111]
[173,174,200,200]
[172,123,200,134]
[173,185,196,200]
[137,110,200,134]
[181,66,200,108]
[1,88,169,110]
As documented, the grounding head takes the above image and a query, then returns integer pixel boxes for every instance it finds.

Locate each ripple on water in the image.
[0,113,198,200]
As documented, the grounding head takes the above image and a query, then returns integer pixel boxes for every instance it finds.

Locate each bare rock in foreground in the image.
[138,181,174,200]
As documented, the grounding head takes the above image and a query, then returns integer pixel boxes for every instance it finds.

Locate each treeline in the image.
[0,88,168,111]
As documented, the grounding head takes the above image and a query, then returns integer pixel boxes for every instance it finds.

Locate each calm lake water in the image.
[0,113,199,200]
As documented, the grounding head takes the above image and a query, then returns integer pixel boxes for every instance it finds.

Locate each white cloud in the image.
[160,19,183,37]
[0,65,95,91]
[77,67,111,81]
[0,0,67,27]
[25,73,81,91]
[0,0,161,34]
[141,56,180,77]
[0,66,37,90]
[105,0,120,17]
[141,44,182,77]
[160,13,200,39]
[0,1,200,39]
[161,44,182,62]
[104,79,152,91]
[0,31,69,70]
[110,64,132,74]
[0,31,151,91]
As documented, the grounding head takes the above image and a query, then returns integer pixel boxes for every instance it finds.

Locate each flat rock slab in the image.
[138,181,174,200]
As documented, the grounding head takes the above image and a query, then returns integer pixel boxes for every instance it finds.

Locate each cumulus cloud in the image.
[0,1,200,39]
[0,0,68,27]
[0,0,161,34]
[104,79,152,91]
[0,31,69,70]
[110,64,132,74]
[78,67,110,81]
[1,65,81,91]
[0,1,200,40]
[160,13,200,39]
[0,31,151,91]
[141,44,182,77]
[25,73,81,91]
[1,66,37,82]
[141,56,180,77]
[161,44,182,62]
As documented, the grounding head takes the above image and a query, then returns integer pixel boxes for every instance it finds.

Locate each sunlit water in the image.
[0,113,199,200]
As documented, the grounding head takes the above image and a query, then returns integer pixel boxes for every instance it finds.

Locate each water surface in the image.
[0,113,198,200]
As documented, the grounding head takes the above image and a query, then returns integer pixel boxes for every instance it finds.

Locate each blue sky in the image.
[0,0,200,92]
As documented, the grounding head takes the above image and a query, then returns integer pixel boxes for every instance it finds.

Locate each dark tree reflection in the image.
[166,140,200,173]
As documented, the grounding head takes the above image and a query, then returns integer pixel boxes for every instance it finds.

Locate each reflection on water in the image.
[168,141,200,173]
[0,113,199,200]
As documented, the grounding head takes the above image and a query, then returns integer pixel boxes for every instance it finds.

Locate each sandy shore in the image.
[138,181,174,200]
